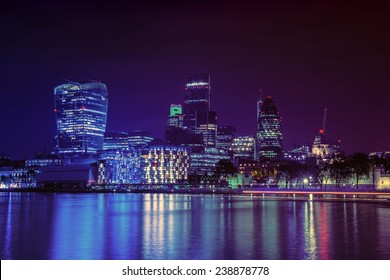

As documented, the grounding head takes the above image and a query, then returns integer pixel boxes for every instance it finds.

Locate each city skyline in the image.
[1,0,389,159]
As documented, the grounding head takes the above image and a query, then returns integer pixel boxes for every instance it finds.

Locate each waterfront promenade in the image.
[1,185,390,202]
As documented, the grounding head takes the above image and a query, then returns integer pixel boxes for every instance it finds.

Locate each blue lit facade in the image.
[256,96,283,161]
[140,146,189,184]
[189,146,232,175]
[54,81,108,156]
[128,130,154,148]
[98,149,141,184]
[103,131,129,150]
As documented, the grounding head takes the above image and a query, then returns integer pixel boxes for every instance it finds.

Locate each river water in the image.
[1,192,389,260]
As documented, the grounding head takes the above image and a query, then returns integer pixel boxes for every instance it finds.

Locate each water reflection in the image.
[1,192,389,260]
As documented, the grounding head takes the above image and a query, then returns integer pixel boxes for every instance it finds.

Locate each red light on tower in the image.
[81,106,86,110]
[319,129,324,134]
[53,108,57,112]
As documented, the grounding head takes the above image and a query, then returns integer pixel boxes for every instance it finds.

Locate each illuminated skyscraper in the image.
[183,74,210,132]
[54,81,108,156]
[256,96,283,161]
[217,125,236,150]
[167,104,184,128]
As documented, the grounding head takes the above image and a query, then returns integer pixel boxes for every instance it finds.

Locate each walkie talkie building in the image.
[54,81,108,156]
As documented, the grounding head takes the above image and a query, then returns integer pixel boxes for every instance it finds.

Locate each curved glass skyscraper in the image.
[54,81,108,156]
[256,96,283,161]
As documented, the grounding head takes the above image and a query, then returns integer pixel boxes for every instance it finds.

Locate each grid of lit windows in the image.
[54,81,108,156]
[189,147,231,175]
[103,131,129,150]
[98,149,141,184]
[256,96,283,161]
[230,136,256,160]
[140,146,189,184]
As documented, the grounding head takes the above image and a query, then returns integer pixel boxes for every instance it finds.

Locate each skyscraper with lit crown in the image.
[183,73,210,132]
[54,81,108,156]
[256,96,283,161]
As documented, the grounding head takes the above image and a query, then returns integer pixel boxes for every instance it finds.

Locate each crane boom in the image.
[322,107,327,134]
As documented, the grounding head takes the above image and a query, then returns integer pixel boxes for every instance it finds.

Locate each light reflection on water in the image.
[0,192,389,260]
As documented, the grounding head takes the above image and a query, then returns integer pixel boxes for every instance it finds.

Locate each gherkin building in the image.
[256,96,283,161]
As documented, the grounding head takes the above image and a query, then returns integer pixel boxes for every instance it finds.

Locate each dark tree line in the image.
[277,153,389,189]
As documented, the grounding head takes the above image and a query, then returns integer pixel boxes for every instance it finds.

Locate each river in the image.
[1,192,389,259]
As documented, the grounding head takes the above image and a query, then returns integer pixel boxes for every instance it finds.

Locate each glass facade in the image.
[256,96,283,161]
[189,146,232,175]
[98,149,141,184]
[183,74,210,132]
[103,131,129,150]
[128,130,154,148]
[216,125,236,150]
[54,81,108,156]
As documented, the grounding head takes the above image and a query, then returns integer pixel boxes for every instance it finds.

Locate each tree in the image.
[329,157,350,188]
[349,153,370,189]
[369,154,381,187]
[278,161,300,189]
[316,162,331,189]
[215,159,238,178]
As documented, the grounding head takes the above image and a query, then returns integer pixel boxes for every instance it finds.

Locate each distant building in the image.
[311,132,341,159]
[230,136,256,161]
[103,131,129,150]
[128,130,154,148]
[54,81,108,156]
[256,96,283,161]
[197,111,217,147]
[183,73,210,133]
[189,146,232,175]
[165,104,186,145]
[25,158,64,167]
[167,104,184,128]
[216,125,236,150]
[285,144,311,163]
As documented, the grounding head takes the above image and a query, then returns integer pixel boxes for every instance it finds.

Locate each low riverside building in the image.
[36,164,97,188]
[141,146,189,184]
[228,173,252,188]
[97,149,141,184]
[377,175,390,190]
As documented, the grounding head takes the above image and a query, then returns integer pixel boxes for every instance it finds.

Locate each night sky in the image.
[1,0,389,159]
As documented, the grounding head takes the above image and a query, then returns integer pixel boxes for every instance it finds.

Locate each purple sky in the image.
[1,0,389,159]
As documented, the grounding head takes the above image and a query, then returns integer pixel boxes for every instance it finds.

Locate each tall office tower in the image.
[197,111,217,147]
[256,96,283,161]
[216,125,236,150]
[183,73,210,132]
[167,104,184,128]
[54,81,108,157]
